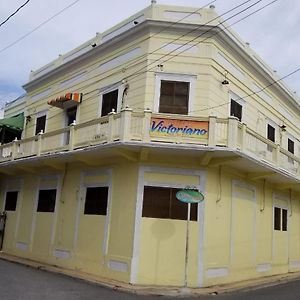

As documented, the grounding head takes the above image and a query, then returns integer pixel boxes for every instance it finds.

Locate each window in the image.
[84,186,108,215]
[267,124,275,142]
[5,191,18,211]
[142,186,197,221]
[274,207,287,231]
[274,207,281,230]
[66,106,77,126]
[230,99,242,121]
[35,115,46,135]
[37,189,57,212]
[101,90,118,117]
[288,138,294,154]
[159,80,189,115]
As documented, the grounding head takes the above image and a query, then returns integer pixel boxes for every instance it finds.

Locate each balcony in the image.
[0,108,299,180]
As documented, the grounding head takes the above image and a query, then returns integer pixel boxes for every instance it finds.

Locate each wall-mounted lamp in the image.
[280,124,286,131]
[26,116,32,125]
[222,70,229,85]
[157,64,164,71]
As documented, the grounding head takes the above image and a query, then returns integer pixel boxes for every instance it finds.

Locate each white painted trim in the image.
[29,178,41,251]
[228,91,245,122]
[2,178,23,247]
[205,267,229,278]
[230,180,256,264]
[130,165,206,287]
[103,169,113,256]
[197,169,206,287]
[153,72,197,115]
[34,110,48,136]
[73,172,84,250]
[108,260,128,272]
[272,192,289,261]
[15,242,28,251]
[73,168,112,257]
[53,249,70,259]
[50,175,62,252]
[29,176,60,252]
[289,260,300,269]
[102,15,145,43]
[14,180,24,241]
[99,47,141,71]
[130,165,145,284]
[98,83,122,117]
[256,263,271,273]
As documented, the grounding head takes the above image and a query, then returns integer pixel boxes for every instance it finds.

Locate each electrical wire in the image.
[0,0,216,109]
[22,0,285,132]
[9,0,266,109]
[128,0,272,82]
[0,0,82,54]
[70,0,267,99]
[8,0,294,131]
[0,0,30,29]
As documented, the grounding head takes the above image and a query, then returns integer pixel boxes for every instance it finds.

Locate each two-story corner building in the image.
[1,2,300,289]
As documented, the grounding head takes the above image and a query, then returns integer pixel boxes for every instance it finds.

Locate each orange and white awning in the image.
[47,93,82,109]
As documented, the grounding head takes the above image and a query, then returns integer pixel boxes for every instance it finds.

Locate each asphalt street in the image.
[1,259,300,300]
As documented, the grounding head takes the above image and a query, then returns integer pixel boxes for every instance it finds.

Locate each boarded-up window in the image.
[230,99,242,121]
[84,186,108,215]
[159,80,189,115]
[5,191,18,211]
[37,189,56,212]
[142,186,197,221]
[35,115,46,135]
[101,90,118,116]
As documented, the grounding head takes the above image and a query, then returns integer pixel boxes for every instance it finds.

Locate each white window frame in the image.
[34,110,47,136]
[98,83,123,117]
[228,91,245,121]
[153,73,196,115]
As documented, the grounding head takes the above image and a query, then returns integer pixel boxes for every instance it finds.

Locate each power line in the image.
[12,0,292,130]
[123,0,254,73]
[189,65,300,115]
[0,0,82,54]
[128,0,267,82]
[25,0,281,128]
[83,0,269,97]
[0,0,30,29]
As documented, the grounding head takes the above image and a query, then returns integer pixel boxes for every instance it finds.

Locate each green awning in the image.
[0,113,24,132]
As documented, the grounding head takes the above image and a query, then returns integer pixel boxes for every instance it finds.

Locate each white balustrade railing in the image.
[0,110,299,177]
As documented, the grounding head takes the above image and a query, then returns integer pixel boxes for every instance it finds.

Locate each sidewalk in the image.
[1,252,300,297]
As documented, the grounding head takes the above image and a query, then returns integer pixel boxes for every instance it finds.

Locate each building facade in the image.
[0,3,300,288]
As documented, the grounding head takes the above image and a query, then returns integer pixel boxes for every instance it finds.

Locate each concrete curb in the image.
[1,253,300,296]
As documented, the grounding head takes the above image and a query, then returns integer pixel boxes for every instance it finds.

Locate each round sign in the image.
[176,189,204,204]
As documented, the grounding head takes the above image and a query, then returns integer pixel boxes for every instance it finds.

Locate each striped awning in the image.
[47,93,82,109]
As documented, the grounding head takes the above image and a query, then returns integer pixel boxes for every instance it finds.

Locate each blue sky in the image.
[0,0,299,109]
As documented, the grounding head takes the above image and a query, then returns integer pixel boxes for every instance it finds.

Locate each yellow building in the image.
[1,3,300,288]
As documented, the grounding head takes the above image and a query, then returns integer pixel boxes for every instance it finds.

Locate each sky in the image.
[0,0,299,109]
